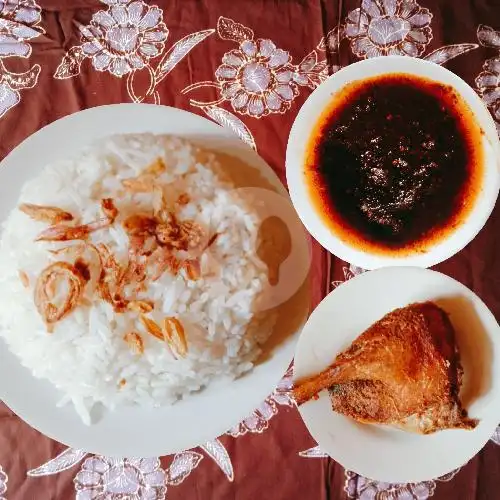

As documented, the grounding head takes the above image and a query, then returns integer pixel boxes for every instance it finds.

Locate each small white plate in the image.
[286,56,500,269]
[293,267,500,483]
[0,104,311,457]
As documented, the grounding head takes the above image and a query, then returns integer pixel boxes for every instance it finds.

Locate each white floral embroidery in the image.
[0,0,43,118]
[28,448,87,477]
[345,0,433,58]
[165,452,203,486]
[344,468,460,500]
[79,2,168,78]
[227,366,294,437]
[215,38,298,117]
[475,25,500,135]
[74,457,167,499]
[332,264,365,289]
[0,0,41,57]
[200,440,234,481]
[54,0,214,105]
[0,465,7,500]
[181,16,327,148]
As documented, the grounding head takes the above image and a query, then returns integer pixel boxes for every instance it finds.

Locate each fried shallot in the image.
[123,331,144,355]
[179,220,204,249]
[34,261,89,328]
[127,300,154,313]
[35,199,118,242]
[95,243,128,312]
[183,258,201,281]
[19,203,74,224]
[149,246,181,281]
[35,224,91,242]
[101,198,118,223]
[139,314,164,341]
[163,317,188,358]
[123,214,157,236]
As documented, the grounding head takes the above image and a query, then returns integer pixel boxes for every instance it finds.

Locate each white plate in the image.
[0,104,311,457]
[286,56,500,269]
[293,267,500,483]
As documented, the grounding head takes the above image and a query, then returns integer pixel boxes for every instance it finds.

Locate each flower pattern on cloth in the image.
[0,465,7,500]
[215,38,298,117]
[74,457,167,499]
[54,0,214,105]
[181,16,328,149]
[345,0,433,58]
[79,2,168,78]
[344,469,460,500]
[0,0,43,118]
[227,366,294,436]
[475,25,500,135]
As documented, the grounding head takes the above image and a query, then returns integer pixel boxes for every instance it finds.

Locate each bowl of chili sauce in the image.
[286,56,500,269]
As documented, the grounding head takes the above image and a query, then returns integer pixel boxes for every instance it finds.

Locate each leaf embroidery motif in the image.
[27,448,87,477]
[202,105,257,150]
[423,44,478,65]
[165,451,203,486]
[217,16,254,43]
[298,445,329,458]
[1,63,40,90]
[201,439,234,481]
[53,47,86,79]
[156,29,215,83]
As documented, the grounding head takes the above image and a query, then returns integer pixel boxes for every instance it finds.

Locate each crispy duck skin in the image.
[293,302,478,434]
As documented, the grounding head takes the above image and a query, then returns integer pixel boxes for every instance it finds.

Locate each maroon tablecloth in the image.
[1,0,500,498]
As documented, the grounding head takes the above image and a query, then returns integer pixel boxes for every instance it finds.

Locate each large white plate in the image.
[294,267,500,483]
[0,104,310,457]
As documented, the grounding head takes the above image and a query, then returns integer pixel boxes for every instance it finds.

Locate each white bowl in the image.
[286,56,500,269]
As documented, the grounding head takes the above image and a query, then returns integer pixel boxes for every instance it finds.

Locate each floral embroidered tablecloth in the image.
[1,0,500,498]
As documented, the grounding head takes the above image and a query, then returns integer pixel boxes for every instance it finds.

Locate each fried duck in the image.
[293,302,478,434]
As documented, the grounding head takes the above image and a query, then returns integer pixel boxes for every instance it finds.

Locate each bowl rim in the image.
[286,55,500,269]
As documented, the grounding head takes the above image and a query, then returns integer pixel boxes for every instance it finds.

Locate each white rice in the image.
[0,134,272,424]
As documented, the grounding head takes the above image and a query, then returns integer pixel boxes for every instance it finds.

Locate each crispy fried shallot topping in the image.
[34,198,118,242]
[123,214,157,236]
[19,203,74,225]
[101,198,118,223]
[177,193,190,206]
[27,183,211,337]
[139,314,164,341]
[127,300,154,313]
[95,243,128,313]
[183,259,201,281]
[34,261,89,328]
[163,317,188,358]
[35,224,91,242]
[124,331,144,354]
[149,247,181,281]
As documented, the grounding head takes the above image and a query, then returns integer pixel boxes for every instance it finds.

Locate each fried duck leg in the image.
[293,302,478,434]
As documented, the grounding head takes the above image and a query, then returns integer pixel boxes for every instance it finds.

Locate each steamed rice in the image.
[0,134,272,424]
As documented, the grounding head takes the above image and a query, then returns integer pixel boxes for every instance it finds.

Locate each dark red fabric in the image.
[0,1,499,498]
